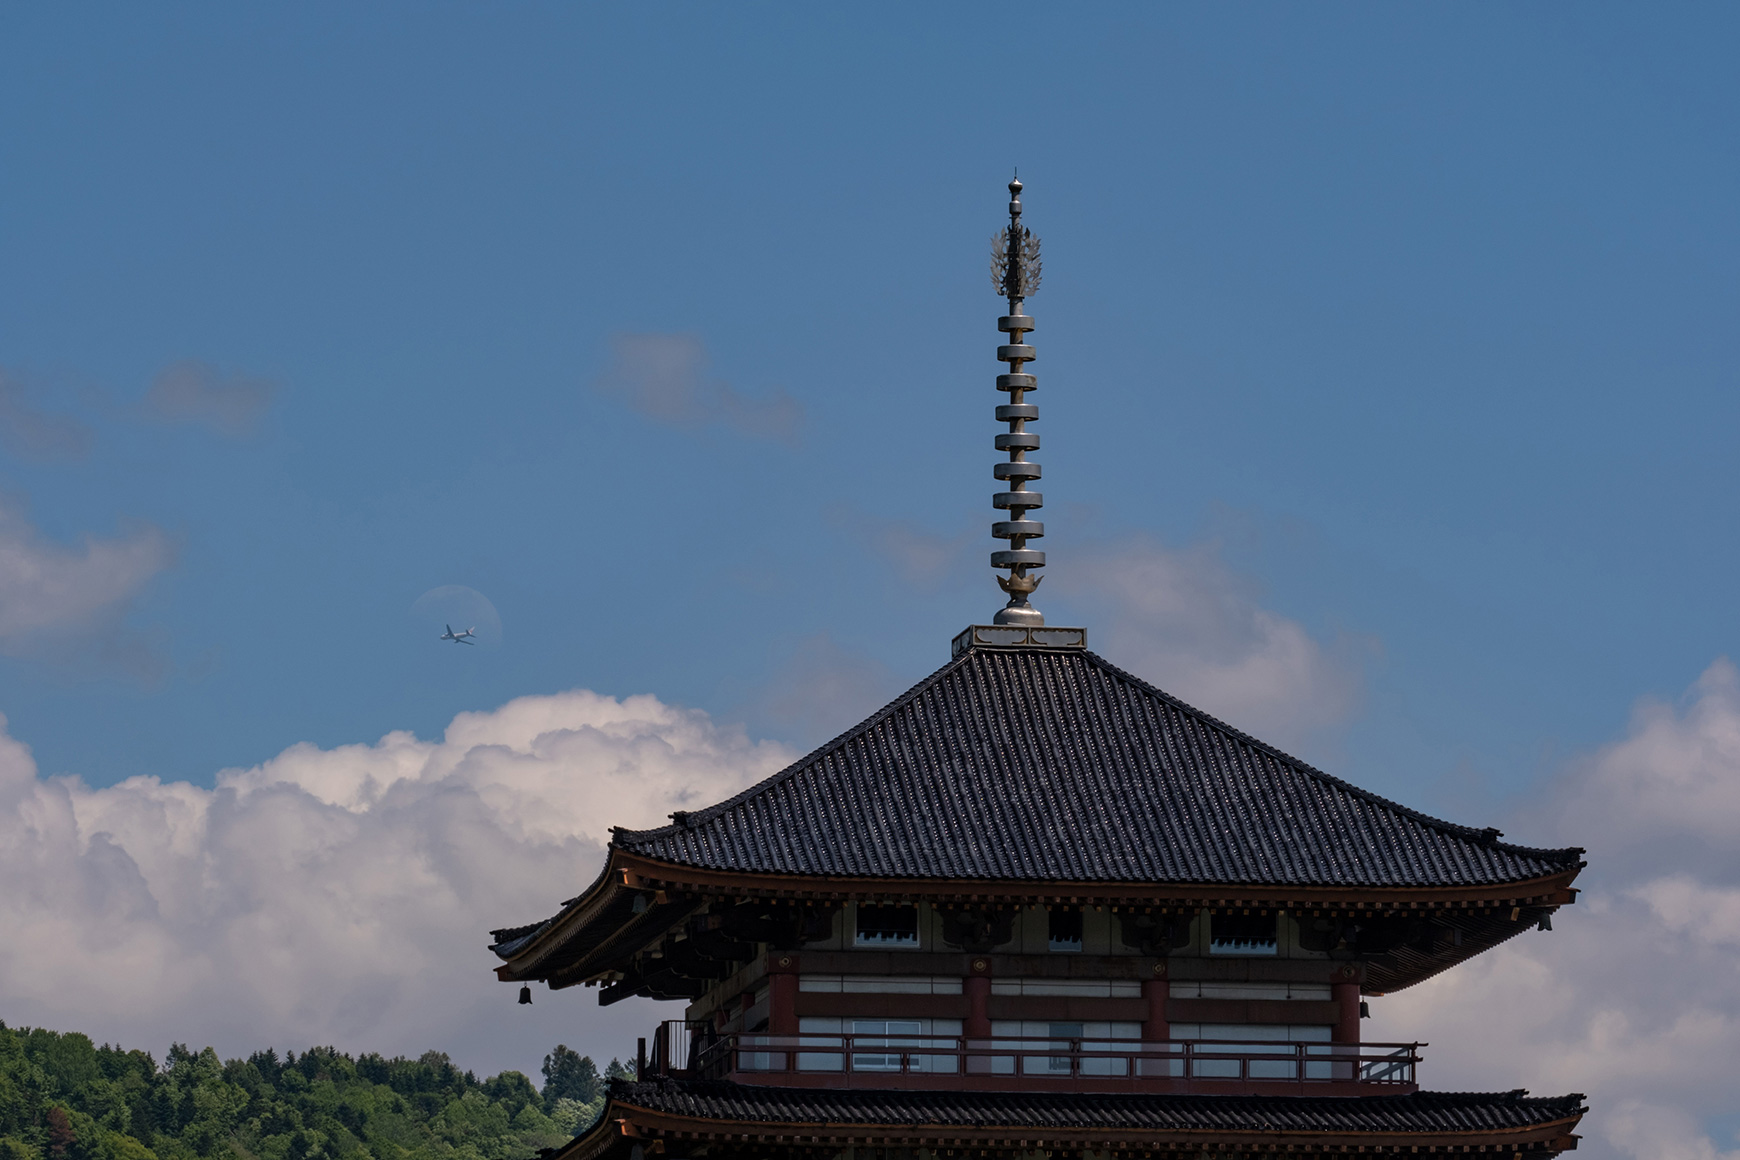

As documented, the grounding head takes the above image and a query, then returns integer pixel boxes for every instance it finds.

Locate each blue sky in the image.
[3,5,1735,802]
[2,7,1738,1156]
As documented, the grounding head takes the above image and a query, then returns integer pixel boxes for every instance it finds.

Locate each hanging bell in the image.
[518,985,533,1005]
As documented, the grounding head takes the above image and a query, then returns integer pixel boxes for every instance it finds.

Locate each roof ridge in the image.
[1077,649,1584,866]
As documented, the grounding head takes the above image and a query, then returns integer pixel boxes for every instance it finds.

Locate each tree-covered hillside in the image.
[0,1023,629,1160]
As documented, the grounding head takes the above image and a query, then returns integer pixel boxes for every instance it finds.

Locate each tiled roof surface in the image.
[609,1079,1585,1134]
[615,647,1580,888]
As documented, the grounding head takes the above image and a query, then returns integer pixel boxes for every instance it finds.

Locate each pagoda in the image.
[490,179,1588,1159]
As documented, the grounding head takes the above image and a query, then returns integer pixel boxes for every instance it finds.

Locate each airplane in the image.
[440,624,477,645]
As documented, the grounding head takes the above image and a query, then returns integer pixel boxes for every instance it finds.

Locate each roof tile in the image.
[616,647,1579,888]
[610,1079,1585,1134]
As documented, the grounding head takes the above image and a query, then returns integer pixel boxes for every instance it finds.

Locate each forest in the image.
[0,1022,629,1160]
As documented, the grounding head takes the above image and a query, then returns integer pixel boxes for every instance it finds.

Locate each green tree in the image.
[0,1022,597,1160]
[537,1050,598,1112]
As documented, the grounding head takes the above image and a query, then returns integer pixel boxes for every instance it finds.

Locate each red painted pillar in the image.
[1139,963,1171,1078]
[766,952,800,1076]
[964,956,993,1075]
[1142,973,1169,1042]
[1332,963,1361,1045]
[965,973,992,1038]
[767,953,799,1035]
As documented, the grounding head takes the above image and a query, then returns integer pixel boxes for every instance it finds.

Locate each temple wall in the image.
[684,903,1354,1044]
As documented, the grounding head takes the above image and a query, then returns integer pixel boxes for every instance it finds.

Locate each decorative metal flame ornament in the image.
[989,176,1046,626]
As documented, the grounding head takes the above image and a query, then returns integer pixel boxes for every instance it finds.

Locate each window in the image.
[794,1017,961,1074]
[1044,1021,1084,1073]
[849,1019,923,1072]
[1170,981,1329,1000]
[1048,907,1083,952]
[991,979,1141,998]
[800,975,962,994]
[854,904,920,947]
[989,1020,1142,1076]
[1208,911,1278,956]
[1169,1024,1333,1079]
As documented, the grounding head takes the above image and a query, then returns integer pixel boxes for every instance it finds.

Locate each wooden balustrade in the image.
[645,1022,1421,1096]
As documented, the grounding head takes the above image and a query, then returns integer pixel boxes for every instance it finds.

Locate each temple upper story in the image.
[492,638,1582,990]
[489,636,1582,1099]
[486,177,1588,1157]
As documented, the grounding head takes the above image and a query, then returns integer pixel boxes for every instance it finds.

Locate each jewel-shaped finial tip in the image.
[1008,173,1023,197]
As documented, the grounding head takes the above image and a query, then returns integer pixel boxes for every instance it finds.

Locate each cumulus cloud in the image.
[145,359,279,436]
[0,494,173,676]
[1049,535,1370,752]
[1373,659,1740,1160]
[0,369,92,460]
[1551,659,1740,874]
[0,689,793,1077]
[594,333,802,444]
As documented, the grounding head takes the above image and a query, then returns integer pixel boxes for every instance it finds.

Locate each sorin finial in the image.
[987,176,1045,626]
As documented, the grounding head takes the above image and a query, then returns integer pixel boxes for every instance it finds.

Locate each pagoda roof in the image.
[552,1080,1585,1159]
[490,640,1584,994]
[612,643,1580,889]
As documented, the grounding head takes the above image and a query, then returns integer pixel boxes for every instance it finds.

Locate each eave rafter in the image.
[613,850,1584,910]
[493,848,1583,993]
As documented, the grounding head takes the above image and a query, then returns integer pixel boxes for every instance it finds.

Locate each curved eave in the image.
[492,848,701,987]
[492,848,1583,990]
[607,850,1585,905]
[553,1087,1586,1160]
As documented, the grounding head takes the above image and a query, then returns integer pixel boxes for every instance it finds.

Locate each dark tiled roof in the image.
[615,646,1580,889]
[608,1079,1585,1135]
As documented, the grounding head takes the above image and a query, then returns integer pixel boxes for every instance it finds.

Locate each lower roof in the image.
[574,1085,1593,1154]
[604,1079,1585,1136]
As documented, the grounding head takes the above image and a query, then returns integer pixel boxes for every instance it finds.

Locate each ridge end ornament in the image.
[989,174,1047,627]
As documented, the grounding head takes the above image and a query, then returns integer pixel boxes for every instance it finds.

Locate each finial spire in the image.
[988,174,1045,626]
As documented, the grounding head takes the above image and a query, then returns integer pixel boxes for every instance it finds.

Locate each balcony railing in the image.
[645,1023,1421,1095]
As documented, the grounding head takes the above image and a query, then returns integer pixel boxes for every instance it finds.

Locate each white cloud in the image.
[594,333,802,444]
[1553,658,1740,867]
[0,494,173,675]
[1629,876,1740,947]
[145,359,278,436]
[0,690,793,1077]
[1603,1101,1740,1160]
[1050,535,1370,752]
[1373,659,1740,1160]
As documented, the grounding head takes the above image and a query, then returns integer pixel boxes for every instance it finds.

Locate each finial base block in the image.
[952,623,1087,658]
